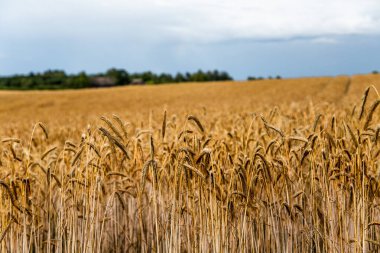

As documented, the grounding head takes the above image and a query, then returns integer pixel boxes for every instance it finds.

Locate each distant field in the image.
[0,74,379,252]
[0,74,379,134]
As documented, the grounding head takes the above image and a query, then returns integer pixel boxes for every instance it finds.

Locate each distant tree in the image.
[218,71,233,81]
[247,76,257,81]
[20,78,36,89]
[372,70,379,74]
[141,71,155,83]
[105,68,130,85]
[174,73,186,83]
[42,70,66,86]
[70,72,90,88]
[158,73,174,83]
[191,70,207,82]
[185,72,192,81]
[0,69,234,89]
[276,75,282,79]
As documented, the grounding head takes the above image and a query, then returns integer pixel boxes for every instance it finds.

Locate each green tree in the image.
[70,72,90,88]
[174,73,186,82]
[106,68,130,85]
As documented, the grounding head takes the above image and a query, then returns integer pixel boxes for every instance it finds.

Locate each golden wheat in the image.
[0,75,379,252]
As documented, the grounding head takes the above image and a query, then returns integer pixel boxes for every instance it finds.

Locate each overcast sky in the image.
[1,0,380,79]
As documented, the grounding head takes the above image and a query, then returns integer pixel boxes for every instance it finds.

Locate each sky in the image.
[0,0,380,80]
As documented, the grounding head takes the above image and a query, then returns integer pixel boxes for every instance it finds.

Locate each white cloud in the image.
[1,0,380,43]
[310,37,340,44]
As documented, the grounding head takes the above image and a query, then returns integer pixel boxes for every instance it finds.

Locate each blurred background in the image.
[1,0,380,80]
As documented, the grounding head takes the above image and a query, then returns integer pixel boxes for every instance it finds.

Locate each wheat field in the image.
[0,74,379,252]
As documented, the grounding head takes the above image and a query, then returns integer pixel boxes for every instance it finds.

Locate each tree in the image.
[158,73,174,84]
[70,72,90,88]
[106,68,130,85]
[0,69,234,89]
[141,71,155,83]
[42,70,66,86]
[174,73,186,83]
[218,71,233,81]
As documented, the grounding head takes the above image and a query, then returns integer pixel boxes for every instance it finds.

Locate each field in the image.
[0,74,379,252]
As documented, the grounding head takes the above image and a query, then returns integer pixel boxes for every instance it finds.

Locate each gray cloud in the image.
[1,0,379,78]
[1,0,380,42]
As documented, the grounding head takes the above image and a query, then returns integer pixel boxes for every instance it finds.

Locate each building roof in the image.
[90,76,116,87]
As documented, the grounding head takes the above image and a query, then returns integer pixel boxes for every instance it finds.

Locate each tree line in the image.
[0,69,233,90]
